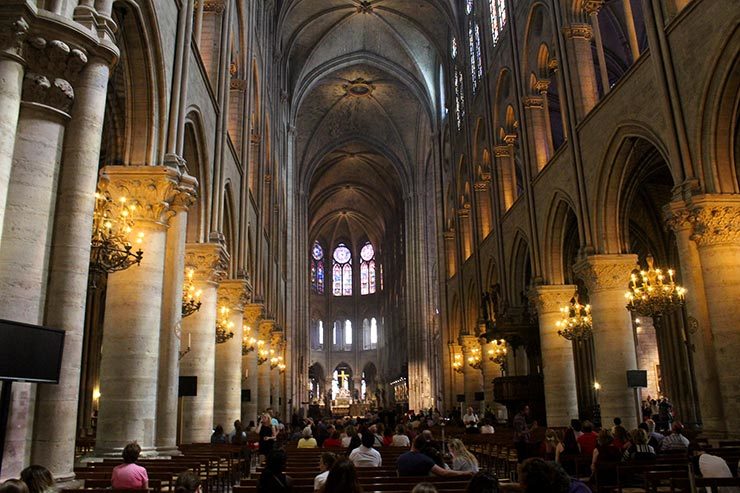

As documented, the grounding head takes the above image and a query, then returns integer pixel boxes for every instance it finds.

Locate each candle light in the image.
[188,331,191,348]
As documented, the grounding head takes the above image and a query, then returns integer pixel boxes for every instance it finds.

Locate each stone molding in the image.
[218,280,249,312]
[0,17,29,60]
[687,196,740,247]
[562,24,593,40]
[457,207,470,218]
[530,285,578,314]
[573,254,637,293]
[99,165,181,224]
[22,37,88,113]
[522,96,544,109]
[184,242,229,284]
[243,304,264,325]
[494,145,512,159]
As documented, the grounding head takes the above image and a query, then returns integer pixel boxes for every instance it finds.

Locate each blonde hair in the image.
[448,438,478,467]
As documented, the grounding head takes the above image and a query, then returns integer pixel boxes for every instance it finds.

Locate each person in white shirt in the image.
[348,432,382,467]
[313,452,336,491]
[480,419,495,434]
[391,425,411,447]
[698,452,740,493]
[462,407,479,427]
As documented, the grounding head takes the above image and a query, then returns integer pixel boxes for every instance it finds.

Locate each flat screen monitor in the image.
[0,319,65,383]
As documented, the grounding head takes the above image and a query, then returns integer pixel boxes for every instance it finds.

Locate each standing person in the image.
[258,413,277,458]
[322,459,363,493]
[210,425,227,444]
[577,421,598,457]
[230,420,247,444]
[513,404,537,462]
[448,438,480,472]
[314,452,337,492]
[257,449,293,493]
[109,442,149,489]
[20,466,55,493]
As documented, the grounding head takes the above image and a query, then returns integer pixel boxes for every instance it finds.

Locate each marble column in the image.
[0,37,82,475]
[685,195,740,432]
[0,17,29,246]
[257,319,275,414]
[95,166,181,455]
[532,285,579,427]
[213,279,247,430]
[574,255,639,426]
[460,335,483,409]
[155,175,196,454]
[241,304,262,425]
[664,202,724,433]
[562,24,599,120]
[33,56,113,479]
[180,242,228,443]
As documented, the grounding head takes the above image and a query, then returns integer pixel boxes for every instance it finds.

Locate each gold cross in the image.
[337,370,349,387]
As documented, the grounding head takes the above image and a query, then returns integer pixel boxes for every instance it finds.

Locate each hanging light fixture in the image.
[467,344,483,370]
[625,254,686,319]
[242,325,257,355]
[256,340,269,365]
[182,269,202,318]
[487,339,509,365]
[556,293,593,342]
[89,191,144,284]
[269,348,280,369]
[215,306,235,344]
[452,352,464,374]
[278,356,286,373]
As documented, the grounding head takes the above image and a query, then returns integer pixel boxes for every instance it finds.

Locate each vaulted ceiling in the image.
[279,0,453,248]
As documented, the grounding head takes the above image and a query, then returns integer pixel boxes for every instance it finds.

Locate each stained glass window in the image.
[490,0,507,46]
[311,241,324,294]
[454,68,465,130]
[344,320,352,345]
[333,243,352,296]
[360,242,376,295]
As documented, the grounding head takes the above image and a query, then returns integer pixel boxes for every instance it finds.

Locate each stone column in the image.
[474,179,492,238]
[443,230,457,278]
[664,202,724,433]
[180,242,228,443]
[0,17,29,246]
[584,1,611,95]
[258,319,275,414]
[574,255,639,426]
[532,285,579,427]
[214,280,247,430]
[33,56,112,479]
[95,166,181,455]
[457,207,472,260]
[270,330,285,416]
[0,37,82,476]
[620,0,641,62]
[686,196,740,432]
[241,304,262,425]
[481,342,502,407]
[155,175,197,454]
[562,24,599,120]
[460,336,483,408]
[523,95,551,172]
[494,144,517,211]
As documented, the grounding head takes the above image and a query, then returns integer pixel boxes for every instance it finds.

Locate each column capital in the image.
[172,173,198,211]
[522,96,544,109]
[0,16,29,61]
[457,207,470,218]
[531,285,578,314]
[243,303,264,325]
[185,242,229,283]
[200,0,226,13]
[573,254,637,293]
[687,195,740,247]
[474,181,490,193]
[259,319,275,338]
[663,200,692,233]
[494,145,512,158]
[459,334,479,350]
[100,165,181,224]
[583,0,605,15]
[533,78,551,94]
[218,279,249,312]
[562,24,593,40]
[230,78,247,91]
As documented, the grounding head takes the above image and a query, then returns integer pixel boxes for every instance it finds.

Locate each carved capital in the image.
[474,181,489,193]
[459,335,479,351]
[584,0,605,15]
[185,242,229,284]
[21,37,88,112]
[457,207,470,218]
[443,231,456,241]
[172,173,198,211]
[663,201,692,233]
[687,196,740,247]
[230,78,247,91]
[258,319,275,339]
[573,254,637,293]
[202,0,226,13]
[494,145,512,158]
[0,17,29,59]
[522,96,544,109]
[533,78,550,94]
[562,24,593,40]
[243,303,264,325]
[530,285,578,315]
[100,165,181,224]
[218,279,249,312]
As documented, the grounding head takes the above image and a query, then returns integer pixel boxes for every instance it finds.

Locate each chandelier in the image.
[269,349,280,369]
[89,191,144,283]
[215,306,235,344]
[452,353,464,374]
[182,269,202,318]
[625,254,686,318]
[242,325,257,355]
[487,339,508,365]
[278,357,286,373]
[256,340,269,365]
[556,293,593,342]
[467,345,483,370]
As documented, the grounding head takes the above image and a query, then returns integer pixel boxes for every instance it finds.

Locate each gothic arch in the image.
[542,191,580,284]
[509,231,532,304]
[222,181,238,276]
[184,109,211,244]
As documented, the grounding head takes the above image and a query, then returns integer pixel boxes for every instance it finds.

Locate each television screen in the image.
[0,319,65,383]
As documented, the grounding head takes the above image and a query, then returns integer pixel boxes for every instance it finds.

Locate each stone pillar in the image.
[0,17,29,246]
[270,330,284,415]
[214,280,247,430]
[532,285,579,427]
[584,1,611,95]
[474,179,492,238]
[32,56,112,479]
[686,196,740,432]
[242,304,262,425]
[562,24,599,119]
[460,336,483,408]
[481,342,502,407]
[620,0,641,62]
[180,242,228,443]
[457,207,472,260]
[664,202,725,433]
[258,319,275,414]
[95,166,181,455]
[494,144,517,211]
[443,230,457,278]
[0,37,82,476]
[523,95,551,171]
[574,255,639,426]
[155,175,197,453]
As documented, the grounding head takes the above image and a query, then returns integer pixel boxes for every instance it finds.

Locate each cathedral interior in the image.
[0,0,738,482]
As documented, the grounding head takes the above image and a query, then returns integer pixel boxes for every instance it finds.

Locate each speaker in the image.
[241,389,251,402]
[474,391,485,401]
[456,394,465,403]
[178,376,197,397]
[626,370,648,388]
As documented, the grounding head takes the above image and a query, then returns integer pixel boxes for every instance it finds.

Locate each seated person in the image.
[348,432,382,467]
[314,452,337,491]
[297,427,318,448]
[391,425,411,447]
[174,471,202,493]
[323,430,342,448]
[660,422,690,452]
[111,442,149,489]
[623,428,656,461]
[465,472,500,493]
[519,458,591,493]
[577,421,598,457]
[20,466,55,493]
[397,436,473,477]
[479,419,495,434]
[258,449,293,493]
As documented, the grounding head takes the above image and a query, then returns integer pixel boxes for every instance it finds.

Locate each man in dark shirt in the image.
[397,436,473,477]
[513,404,537,462]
